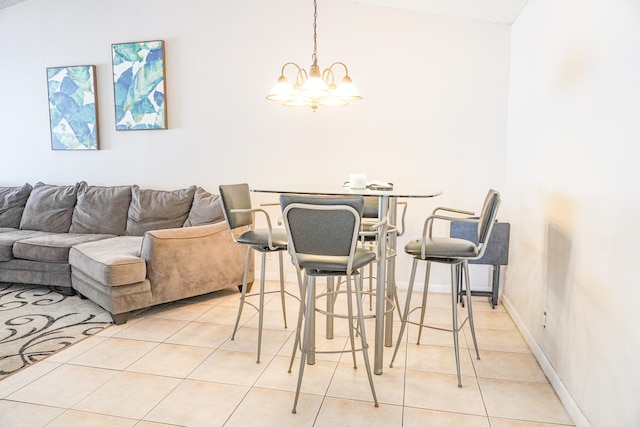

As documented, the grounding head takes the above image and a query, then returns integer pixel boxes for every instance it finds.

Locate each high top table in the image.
[252,184,442,374]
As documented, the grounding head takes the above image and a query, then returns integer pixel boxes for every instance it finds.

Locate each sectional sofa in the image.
[0,182,251,324]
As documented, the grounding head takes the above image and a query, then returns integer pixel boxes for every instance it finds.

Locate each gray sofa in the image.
[0,182,251,324]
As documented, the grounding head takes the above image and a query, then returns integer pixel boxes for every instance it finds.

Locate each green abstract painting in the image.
[112,40,167,130]
[46,65,99,150]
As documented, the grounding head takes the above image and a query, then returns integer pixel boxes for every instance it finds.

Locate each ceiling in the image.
[0,0,528,24]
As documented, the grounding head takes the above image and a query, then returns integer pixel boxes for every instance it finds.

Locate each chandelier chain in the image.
[312,0,318,65]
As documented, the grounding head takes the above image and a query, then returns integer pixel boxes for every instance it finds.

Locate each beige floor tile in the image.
[327,359,404,405]
[188,348,271,386]
[0,400,64,427]
[469,327,532,353]
[73,371,181,419]
[242,307,300,331]
[46,409,137,427]
[490,417,574,427]
[46,334,108,363]
[144,379,248,427]
[279,332,350,363]
[255,354,336,395]
[218,326,291,357]
[404,370,486,416]
[473,350,548,383]
[194,302,256,326]
[463,309,518,330]
[8,364,118,408]
[126,343,213,378]
[0,360,60,399]
[479,378,573,424]
[403,406,491,427]
[112,317,189,342]
[180,288,238,306]
[148,301,215,321]
[165,321,234,348]
[314,396,403,427]
[67,337,157,370]
[135,422,179,427]
[224,387,323,426]
[403,343,476,376]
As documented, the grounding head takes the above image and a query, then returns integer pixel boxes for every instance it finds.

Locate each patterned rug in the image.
[0,283,112,378]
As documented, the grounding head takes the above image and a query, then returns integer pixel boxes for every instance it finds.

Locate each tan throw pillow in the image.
[0,183,32,228]
[183,187,224,227]
[125,185,196,236]
[70,182,132,235]
[20,182,79,233]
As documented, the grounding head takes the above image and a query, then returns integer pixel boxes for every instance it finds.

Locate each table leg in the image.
[374,196,389,375]
[385,198,398,348]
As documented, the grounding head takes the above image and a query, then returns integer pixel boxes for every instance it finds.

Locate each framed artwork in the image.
[111,40,167,130]
[46,65,99,150]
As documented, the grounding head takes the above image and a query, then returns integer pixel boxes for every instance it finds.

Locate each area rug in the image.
[0,283,112,378]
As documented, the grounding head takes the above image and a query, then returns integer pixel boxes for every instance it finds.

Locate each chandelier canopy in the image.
[266,0,362,110]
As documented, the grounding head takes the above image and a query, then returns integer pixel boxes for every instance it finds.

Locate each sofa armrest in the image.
[140,221,251,304]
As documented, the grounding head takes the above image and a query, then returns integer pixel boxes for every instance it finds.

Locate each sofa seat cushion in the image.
[0,230,51,261]
[69,236,146,287]
[13,233,116,263]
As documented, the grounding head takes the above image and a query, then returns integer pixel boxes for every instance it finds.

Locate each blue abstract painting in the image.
[112,40,167,130]
[46,65,99,150]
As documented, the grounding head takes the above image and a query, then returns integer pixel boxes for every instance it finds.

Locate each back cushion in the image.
[70,182,132,235]
[20,182,78,233]
[0,183,32,228]
[126,185,196,236]
[183,187,224,227]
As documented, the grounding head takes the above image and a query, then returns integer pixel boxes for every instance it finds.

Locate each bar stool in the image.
[280,194,381,414]
[389,189,501,387]
[219,183,293,364]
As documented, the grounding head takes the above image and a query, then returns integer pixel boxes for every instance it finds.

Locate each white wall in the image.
[0,0,510,288]
[505,1,640,426]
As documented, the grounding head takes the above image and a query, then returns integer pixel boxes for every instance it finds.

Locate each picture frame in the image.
[46,65,99,150]
[111,40,167,130]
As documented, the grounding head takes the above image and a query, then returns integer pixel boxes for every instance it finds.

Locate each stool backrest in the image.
[219,183,253,229]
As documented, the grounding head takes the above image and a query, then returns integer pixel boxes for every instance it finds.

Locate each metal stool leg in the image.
[292,275,315,414]
[416,261,431,345]
[231,247,252,341]
[390,258,418,368]
[450,263,462,387]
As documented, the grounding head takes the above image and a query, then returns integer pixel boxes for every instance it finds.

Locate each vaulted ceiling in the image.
[0,0,528,24]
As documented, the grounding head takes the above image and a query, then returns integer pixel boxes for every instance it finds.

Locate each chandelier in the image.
[266,0,362,110]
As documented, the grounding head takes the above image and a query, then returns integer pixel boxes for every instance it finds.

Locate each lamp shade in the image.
[333,77,362,100]
[298,76,331,99]
[266,78,297,102]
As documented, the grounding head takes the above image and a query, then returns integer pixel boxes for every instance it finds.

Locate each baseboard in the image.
[501,295,591,427]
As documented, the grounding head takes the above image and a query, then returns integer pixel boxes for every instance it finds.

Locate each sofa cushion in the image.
[70,182,132,235]
[13,233,115,263]
[20,182,78,233]
[126,185,196,236]
[0,183,32,228]
[0,230,50,261]
[69,236,146,286]
[183,187,224,227]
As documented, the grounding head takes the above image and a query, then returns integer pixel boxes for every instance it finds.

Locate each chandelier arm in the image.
[328,62,350,77]
[321,68,336,88]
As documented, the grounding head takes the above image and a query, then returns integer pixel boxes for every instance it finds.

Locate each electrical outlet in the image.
[542,311,547,328]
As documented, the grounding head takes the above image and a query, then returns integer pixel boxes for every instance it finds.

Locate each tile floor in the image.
[0,280,574,427]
